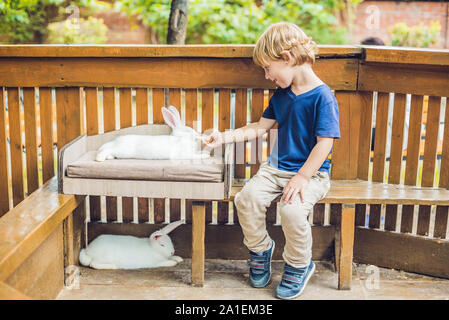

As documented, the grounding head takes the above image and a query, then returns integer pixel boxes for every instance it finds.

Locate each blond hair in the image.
[253,22,318,67]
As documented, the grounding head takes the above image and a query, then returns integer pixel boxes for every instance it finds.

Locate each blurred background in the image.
[0,0,447,48]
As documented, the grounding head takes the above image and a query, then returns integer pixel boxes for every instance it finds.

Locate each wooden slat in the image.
[23,87,39,195]
[388,93,406,184]
[169,89,182,222]
[85,87,101,223]
[404,95,424,186]
[0,177,83,282]
[0,58,358,92]
[434,97,449,239]
[355,92,374,230]
[332,92,361,180]
[384,93,406,231]
[119,88,133,223]
[136,88,149,223]
[0,87,9,216]
[201,88,215,224]
[38,88,54,184]
[372,92,390,183]
[313,203,325,226]
[357,91,374,180]
[152,88,166,223]
[421,96,441,187]
[218,89,231,224]
[250,89,264,177]
[55,87,83,275]
[417,96,441,236]
[184,88,198,225]
[7,87,24,207]
[401,95,424,234]
[55,87,81,149]
[234,88,247,180]
[102,87,117,222]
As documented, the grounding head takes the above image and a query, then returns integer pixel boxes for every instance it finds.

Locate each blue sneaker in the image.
[275,260,315,299]
[247,240,275,288]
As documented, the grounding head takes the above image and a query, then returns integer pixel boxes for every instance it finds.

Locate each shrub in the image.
[388,20,441,48]
[46,16,108,44]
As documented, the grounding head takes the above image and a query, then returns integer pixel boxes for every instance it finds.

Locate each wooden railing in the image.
[0,45,448,297]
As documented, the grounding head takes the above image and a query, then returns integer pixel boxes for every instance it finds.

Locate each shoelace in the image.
[280,267,306,289]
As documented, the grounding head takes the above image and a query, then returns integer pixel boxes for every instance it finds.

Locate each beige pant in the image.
[234,161,331,268]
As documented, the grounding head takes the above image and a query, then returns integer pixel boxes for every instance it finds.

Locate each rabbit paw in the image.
[171,255,183,263]
[157,260,178,267]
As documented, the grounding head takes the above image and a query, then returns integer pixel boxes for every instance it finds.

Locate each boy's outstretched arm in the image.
[282,137,334,204]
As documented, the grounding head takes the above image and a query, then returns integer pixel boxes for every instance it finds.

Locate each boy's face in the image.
[262,58,295,89]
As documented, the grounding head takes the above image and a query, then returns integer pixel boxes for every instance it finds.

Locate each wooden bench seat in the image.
[230,179,449,205]
[226,179,449,289]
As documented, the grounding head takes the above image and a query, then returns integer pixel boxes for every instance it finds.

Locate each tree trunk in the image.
[167,0,189,44]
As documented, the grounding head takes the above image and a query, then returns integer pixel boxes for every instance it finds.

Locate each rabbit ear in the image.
[162,107,178,129]
[168,105,181,121]
[159,220,183,235]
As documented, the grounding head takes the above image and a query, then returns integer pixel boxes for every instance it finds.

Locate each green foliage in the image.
[119,0,362,44]
[388,20,441,48]
[0,0,109,43]
[47,16,108,43]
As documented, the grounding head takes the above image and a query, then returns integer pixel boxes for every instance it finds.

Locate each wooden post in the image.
[191,201,205,286]
[335,203,355,290]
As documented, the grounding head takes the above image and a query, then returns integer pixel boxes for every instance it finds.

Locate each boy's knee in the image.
[279,202,311,224]
[234,186,270,212]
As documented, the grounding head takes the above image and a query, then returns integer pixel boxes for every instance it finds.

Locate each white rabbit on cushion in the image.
[95,105,210,161]
[79,220,184,269]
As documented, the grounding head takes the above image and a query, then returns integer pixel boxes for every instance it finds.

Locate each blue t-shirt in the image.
[262,83,340,174]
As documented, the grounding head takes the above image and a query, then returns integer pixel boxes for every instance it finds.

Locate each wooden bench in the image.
[228,180,449,289]
[0,178,84,299]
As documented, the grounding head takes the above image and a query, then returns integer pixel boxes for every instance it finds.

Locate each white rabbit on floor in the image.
[79,220,184,269]
[95,105,211,161]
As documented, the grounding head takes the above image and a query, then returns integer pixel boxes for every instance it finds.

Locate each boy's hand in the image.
[282,173,309,204]
[201,131,224,148]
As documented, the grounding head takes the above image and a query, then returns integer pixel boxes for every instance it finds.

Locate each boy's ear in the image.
[280,50,292,64]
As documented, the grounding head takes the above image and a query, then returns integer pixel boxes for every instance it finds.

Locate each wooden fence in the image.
[0,45,448,278]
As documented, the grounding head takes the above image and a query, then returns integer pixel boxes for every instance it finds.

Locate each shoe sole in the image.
[251,241,275,288]
[276,262,315,300]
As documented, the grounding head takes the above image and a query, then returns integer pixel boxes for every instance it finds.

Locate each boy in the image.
[202,22,340,299]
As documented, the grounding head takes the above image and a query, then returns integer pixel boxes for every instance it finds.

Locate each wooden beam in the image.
[336,204,355,290]
[358,62,449,97]
[0,58,358,90]
[191,202,205,287]
[354,227,449,279]
[0,44,362,58]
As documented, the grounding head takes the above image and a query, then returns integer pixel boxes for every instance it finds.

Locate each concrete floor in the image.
[57,259,449,300]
